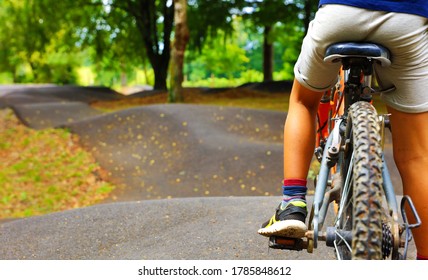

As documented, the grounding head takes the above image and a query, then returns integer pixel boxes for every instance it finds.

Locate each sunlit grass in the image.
[92,88,290,112]
[0,109,115,219]
[91,87,387,114]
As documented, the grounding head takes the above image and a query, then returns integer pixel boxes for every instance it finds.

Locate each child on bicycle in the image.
[258,1,428,260]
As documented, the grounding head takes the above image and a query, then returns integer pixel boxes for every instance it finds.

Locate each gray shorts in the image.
[294,4,428,113]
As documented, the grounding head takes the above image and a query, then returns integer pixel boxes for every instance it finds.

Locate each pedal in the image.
[399,195,422,259]
[400,195,421,230]
[269,236,307,251]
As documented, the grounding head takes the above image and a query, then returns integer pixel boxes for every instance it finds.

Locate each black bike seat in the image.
[324,42,391,67]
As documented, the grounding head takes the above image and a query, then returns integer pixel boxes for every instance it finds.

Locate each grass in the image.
[92,87,387,114]
[92,87,291,112]
[0,109,114,219]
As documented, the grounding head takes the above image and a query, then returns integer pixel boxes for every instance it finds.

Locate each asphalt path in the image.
[0,196,339,260]
[0,85,411,260]
[0,196,416,260]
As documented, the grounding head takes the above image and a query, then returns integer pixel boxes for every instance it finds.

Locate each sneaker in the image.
[258,201,307,238]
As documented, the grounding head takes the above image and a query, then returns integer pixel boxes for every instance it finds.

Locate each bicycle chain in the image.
[382,223,393,259]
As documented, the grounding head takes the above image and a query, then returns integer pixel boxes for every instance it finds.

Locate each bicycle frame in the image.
[270,43,421,259]
[307,55,421,259]
[310,108,401,252]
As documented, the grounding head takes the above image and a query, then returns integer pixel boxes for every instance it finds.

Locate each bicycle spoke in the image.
[334,240,342,260]
[335,151,354,227]
[333,148,355,260]
[334,229,352,259]
[336,230,352,250]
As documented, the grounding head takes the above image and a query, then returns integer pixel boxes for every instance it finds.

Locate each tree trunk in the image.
[133,0,174,91]
[120,62,127,88]
[303,0,313,36]
[141,48,151,85]
[152,59,169,90]
[12,71,17,83]
[263,25,273,82]
[169,0,189,103]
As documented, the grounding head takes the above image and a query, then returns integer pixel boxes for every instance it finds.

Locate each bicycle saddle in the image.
[324,42,391,67]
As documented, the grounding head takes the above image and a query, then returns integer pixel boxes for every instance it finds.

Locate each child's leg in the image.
[387,106,428,259]
[283,79,324,179]
[258,79,324,238]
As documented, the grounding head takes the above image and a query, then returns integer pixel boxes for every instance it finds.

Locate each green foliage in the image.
[183,69,263,88]
[187,0,239,51]
[79,1,148,86]
[274,22,306,79]
[0,0,85,83]
[0,0,318,88]
[242,0,299,27]
[192,37,249,79]
[0,0,152,85]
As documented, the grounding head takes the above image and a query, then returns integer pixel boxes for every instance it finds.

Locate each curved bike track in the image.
[0,85,412,260]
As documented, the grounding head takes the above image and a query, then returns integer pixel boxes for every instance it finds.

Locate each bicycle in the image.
[269,42,421,260]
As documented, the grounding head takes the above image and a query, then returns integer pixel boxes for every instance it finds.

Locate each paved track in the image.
[0,85,411,260]
[0,196,339,260]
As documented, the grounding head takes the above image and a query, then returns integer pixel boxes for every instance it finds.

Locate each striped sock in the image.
[280,179,307,210]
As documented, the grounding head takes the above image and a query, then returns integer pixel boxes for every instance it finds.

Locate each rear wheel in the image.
[334,101,383,259]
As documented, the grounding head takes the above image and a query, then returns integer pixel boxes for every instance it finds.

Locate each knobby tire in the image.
[336,101,383,260]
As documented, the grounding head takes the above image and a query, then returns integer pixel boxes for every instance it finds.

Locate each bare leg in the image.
[284,79,324,179]
[387,106,428,257]
[258,79,324,238]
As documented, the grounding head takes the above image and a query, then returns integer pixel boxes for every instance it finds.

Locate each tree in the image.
[123,0,174,90]
[169,0,190,102]
[0,0,24,82]
[0,0,174,89]
[0,0,317,89]
[81,3,147,87]
[85,0,174,90]
[0,0,87,83]
[187,0,239,51]
[301,0,317,35]
[241,0,299,82]
[200,36,249,79]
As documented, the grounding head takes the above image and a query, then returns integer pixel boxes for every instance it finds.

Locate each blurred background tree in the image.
[0,0,317,93]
